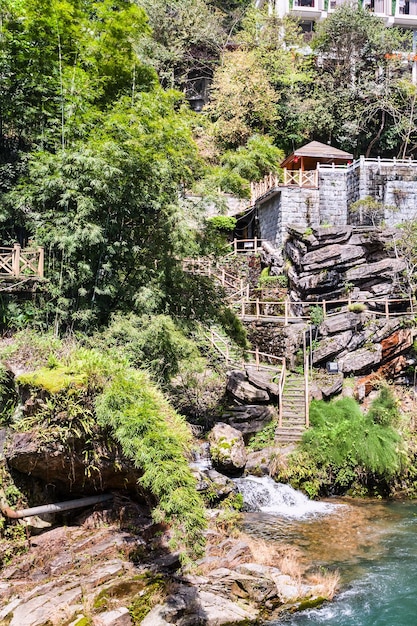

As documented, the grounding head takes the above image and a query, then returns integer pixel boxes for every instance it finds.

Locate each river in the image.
[236,477,417,626]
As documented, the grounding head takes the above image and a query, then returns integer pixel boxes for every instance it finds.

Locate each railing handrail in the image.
[0,244,44,279]
[208,327,284,370]
[278,359,286,428]
[240,295,414,322]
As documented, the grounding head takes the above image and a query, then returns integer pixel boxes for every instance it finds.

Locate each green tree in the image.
[207,48,278,148]
[136,0,225,91]
[308,5,411,156]
[6,91,199,331]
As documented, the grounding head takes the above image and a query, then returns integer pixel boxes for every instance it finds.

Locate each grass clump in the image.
[347,302,367,313]
[276,389,403,498]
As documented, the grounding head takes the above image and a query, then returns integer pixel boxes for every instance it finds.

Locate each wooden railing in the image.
[0,244,44,279]
[208,327,286,423]
[229,238,262,254]
[240,296,414,322]
[250,170,319,204]
[250,174,280,204]
[283,169,319,187]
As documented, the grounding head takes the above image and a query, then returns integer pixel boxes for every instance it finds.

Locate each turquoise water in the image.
[243,500,417,626]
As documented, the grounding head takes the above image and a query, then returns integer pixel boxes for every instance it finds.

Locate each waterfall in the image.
[235,476,340,518]
[189,442,212,471]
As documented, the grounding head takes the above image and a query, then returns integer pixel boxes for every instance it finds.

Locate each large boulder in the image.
[208,423,247,476]
[320,311,370,336]
[345,258,406,282]
[312,330,352,365]
[141,587,258,626]
[301,244,366,272]
[4,430,142,495]
[221,405,275,437]
[338,345,382,375]
[226,371,270,404]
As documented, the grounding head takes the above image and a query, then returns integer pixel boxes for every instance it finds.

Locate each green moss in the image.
[297,597,326,611]
[128,573,167,624]
[94,578,145,611]
[17,366,86,394]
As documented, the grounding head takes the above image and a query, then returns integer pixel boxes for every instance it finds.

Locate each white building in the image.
[255,0,417,30]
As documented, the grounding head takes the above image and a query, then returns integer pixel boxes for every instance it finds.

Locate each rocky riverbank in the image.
[0,499,339,626]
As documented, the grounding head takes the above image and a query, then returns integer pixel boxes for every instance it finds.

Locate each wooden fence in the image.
[208,327,286,423]
[250,170,319,204]
[240,296,414,323]
[0,245,44,279]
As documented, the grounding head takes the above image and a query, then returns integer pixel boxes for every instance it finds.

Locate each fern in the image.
[95,369,207,558]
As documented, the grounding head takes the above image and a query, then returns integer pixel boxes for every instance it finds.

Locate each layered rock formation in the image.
[311,312,414,377]
[285,225,406,310]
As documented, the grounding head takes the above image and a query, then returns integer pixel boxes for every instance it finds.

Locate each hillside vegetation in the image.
[1,0,417,556]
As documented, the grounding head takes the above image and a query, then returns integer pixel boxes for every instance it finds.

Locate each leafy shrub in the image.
[96,369,207,558]
[258,270,288,289]
[276,395,403,497]
[206,216,237,232]
[366,384,400,427]
[248,420,276,451]
[217,307,249,349]
[92,313,201,384]
[309,305,324,327]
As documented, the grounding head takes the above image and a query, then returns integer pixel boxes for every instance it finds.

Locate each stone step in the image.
[282,415,305,422]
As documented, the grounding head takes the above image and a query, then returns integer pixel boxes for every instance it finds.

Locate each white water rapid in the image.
[235,476,339,518]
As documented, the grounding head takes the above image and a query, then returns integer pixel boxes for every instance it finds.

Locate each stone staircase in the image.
[275,373,307,445]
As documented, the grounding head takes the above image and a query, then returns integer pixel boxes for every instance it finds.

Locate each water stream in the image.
[236,477,417,626]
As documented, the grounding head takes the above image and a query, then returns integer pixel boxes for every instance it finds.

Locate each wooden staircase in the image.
[275,373,307,445]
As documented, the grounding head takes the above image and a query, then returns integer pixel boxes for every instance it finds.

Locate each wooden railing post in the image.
[322,300,326,318]
[304,332,309,428]
[254,236,258,253]
[234,239,237,255]
[241,300,245,317]
[255,347,260,369]
[256,298,260,319]
[12,244,20,277]
[385,298,389,320]
[284,299,288,326]
[37,247,44,279]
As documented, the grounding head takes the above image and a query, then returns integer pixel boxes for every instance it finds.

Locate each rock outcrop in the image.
[286,225,406,308]
[310,312,413,377]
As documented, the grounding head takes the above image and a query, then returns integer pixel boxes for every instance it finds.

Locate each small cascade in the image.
[235,476,339,518]
[190,442,212,471]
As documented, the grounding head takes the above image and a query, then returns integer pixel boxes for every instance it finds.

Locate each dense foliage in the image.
[276,391,404,498]
[3,337,207,558]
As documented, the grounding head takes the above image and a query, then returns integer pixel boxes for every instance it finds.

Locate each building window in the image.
[364,0,386,12]
[294,0,316,6]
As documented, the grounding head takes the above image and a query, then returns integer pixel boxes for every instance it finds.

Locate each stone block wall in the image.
[280,187,320,232]
[257,188,320,246]
[256,159,417,245]
[385,180,417,224]
[318,170,349,225]
[257,193,281,247]
[347,162,417,225]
